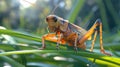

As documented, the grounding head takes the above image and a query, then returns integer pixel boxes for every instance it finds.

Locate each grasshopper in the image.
[41,15,111,56]
[21,0,111,56]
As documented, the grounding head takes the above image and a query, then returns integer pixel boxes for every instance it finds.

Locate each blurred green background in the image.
[0,0,120,34]
[0,0,120,67]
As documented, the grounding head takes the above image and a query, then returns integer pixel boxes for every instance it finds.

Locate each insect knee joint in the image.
[95,19,102,24]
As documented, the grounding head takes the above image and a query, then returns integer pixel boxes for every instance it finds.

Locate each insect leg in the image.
[79,19,101,45]
[39,33,66,50]
[56,33,62,50]
[79,19,111,56]
[90,29,98,52]
[99,22,111,56]
[39,35,47,49]
[74,37,78,51]
[39,33,56,49]
[74,33,78,52]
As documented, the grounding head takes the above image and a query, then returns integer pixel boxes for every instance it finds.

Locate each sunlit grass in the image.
[0,29,120,67]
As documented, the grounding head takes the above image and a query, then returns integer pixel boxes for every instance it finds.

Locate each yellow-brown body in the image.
[41,15,111,56]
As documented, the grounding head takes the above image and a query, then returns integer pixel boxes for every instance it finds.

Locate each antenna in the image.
[22,0,35,7]
[22,0,60,15]
[50,4,59,15]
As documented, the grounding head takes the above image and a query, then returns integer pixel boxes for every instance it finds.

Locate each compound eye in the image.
[46,17,49,22]
[53,16,57,22]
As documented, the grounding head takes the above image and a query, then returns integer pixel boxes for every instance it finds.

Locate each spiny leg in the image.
[90,29,98,52]
[39,34,56,49]
[99,22,111,56]
[74,37,78,52]
[79,19,101,44]
[39,35,47,49]
[39,33,59,49]
[66,33,78,52]
[56,33,62,50]
[39,33,66,50]
[56,40,60,50]
[79,19,111,56]
[99,22,104,53]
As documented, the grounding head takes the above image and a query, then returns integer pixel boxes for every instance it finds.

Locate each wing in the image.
[68,23,87,35]
[68,23,92,40]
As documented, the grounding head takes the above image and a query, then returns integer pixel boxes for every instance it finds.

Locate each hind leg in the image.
[79,19,111,56]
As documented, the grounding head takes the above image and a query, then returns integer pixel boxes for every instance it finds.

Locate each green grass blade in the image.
[0,50,119,66]
[68,0,85,23]
[0,56,25,67]
[0,29,41,42]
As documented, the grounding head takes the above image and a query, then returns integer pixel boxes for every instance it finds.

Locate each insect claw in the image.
[38,45,46,50]
[89,49,93,52]
[38,47,45,50]
[101,49,112,56]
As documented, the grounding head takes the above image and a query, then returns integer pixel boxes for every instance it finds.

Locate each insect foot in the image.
[56,45,60,50]
[38,45,46,50]
[74,47,78,53]
[101,49,112,56]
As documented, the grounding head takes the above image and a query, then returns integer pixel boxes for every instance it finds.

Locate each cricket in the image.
[40,15,111,56]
